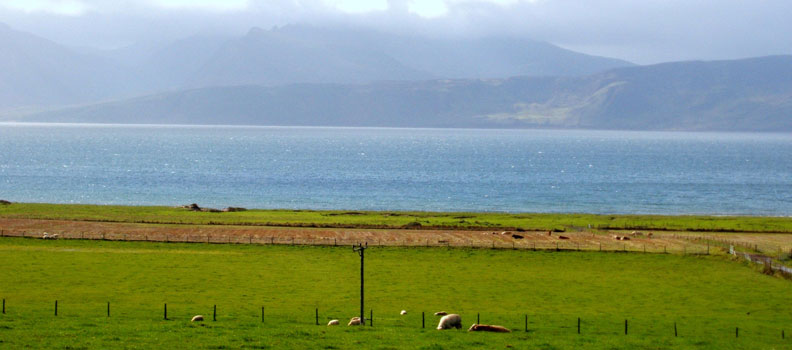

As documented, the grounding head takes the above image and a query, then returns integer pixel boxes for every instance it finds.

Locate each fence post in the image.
[164,303,167,320]
[783,330,785,339]
[477,313,480,324]
[214,305,217,321]
[525,314,528,332]
[736,327,739,338]
[370,309,373,327]
[577,317,580,334]
[55,300,58,316]
[107,302,110,317]
[261,307,264,323]
[674,322,678,337]
[422,312,425,328]
[624,319,628,335]
[315,308,318,325]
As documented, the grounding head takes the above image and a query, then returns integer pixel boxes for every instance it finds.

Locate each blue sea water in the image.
[0,123,790,215]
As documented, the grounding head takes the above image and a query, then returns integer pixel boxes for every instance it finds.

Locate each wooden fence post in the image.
[577,317,580,334]
[164,303,167,320]
[624,319,628,335]
[261,307,264,323]
[55,300,58,316]
[422,312,425,328]
[214,305,217,321]
[525,314,528,332]
[674,322,678,337]
[107,302,110,317]
[315,308,318,325]
[370,309,373,327]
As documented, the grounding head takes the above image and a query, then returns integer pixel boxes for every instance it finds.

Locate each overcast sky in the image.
[1,0,790,64]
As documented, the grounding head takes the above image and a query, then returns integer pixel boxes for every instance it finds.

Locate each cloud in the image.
[0,0,790,63]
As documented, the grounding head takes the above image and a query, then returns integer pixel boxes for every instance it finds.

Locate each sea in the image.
[1,123,790,216]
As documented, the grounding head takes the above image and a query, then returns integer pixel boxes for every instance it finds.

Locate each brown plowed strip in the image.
[0,218,746,254]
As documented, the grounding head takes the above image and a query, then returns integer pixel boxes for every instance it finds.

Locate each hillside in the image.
[13,56,792,132]
[0,23,631,109]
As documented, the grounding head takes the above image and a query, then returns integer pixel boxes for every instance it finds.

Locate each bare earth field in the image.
[3,218,791,256]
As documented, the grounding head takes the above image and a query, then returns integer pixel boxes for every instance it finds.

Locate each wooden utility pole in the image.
[353,242,368,325]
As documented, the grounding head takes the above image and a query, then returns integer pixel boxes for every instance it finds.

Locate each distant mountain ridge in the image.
[0,23,632,109]
[15,55,792,132]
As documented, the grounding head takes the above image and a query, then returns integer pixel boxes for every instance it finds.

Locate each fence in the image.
[0,228,718,255]
[732,248,792,276]
[0,298,788,343]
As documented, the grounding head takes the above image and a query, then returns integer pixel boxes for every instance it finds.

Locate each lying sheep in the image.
[190,315,204,322]
[328,320,339,326]
[400,310,407,315]
[468,324,511,333]
[437,314,462,330]
[434,311,448,316]
[348,317,362,326]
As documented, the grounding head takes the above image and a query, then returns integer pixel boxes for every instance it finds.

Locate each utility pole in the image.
[353,242,367,325]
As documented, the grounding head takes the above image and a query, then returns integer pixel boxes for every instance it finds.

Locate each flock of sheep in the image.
[186,310,511,333]
[328,311,511,333]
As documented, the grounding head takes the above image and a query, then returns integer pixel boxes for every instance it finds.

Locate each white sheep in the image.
[328,320,340,326]
[437,314,462,330]
[348,317,362,326]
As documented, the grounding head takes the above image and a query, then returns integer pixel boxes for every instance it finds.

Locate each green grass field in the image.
[2,203,792,233]
[0,237,790,349]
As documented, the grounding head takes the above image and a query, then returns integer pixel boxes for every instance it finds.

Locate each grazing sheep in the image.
[191,315,204,322]
[327,320,340,326]
[468,324,511,333]
[558,236,570,240]
[622,236,631,241]
[437,314,462,330]
[434,311,448,316]
[612,235,622,240]
[348,317,362,326]
[400,310,407,315]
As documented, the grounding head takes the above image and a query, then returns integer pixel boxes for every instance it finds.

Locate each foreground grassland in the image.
[2,203,791,233]
[0,238,790,349]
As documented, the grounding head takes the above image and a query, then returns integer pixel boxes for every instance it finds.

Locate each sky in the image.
[0,0,790,64]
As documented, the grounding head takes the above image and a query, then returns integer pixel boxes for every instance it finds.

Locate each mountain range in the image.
[1,22,790,131]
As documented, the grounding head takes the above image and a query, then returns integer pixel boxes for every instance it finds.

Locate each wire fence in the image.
[0,228,723,255]
[0,299,788,343]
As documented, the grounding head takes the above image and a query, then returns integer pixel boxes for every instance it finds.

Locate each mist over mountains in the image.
[1,22,790,131]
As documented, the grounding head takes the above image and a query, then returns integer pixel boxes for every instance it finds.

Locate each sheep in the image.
[468,324,511,333]
[327,320,339,326]
[400,310,407,315]
[437,314,462,330]
[434,311,448,316]
[348,317,362,326]
[190,315,204,322]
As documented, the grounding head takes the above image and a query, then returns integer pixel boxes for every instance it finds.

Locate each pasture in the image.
[0,237,790,349]
[2,202,792,233]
